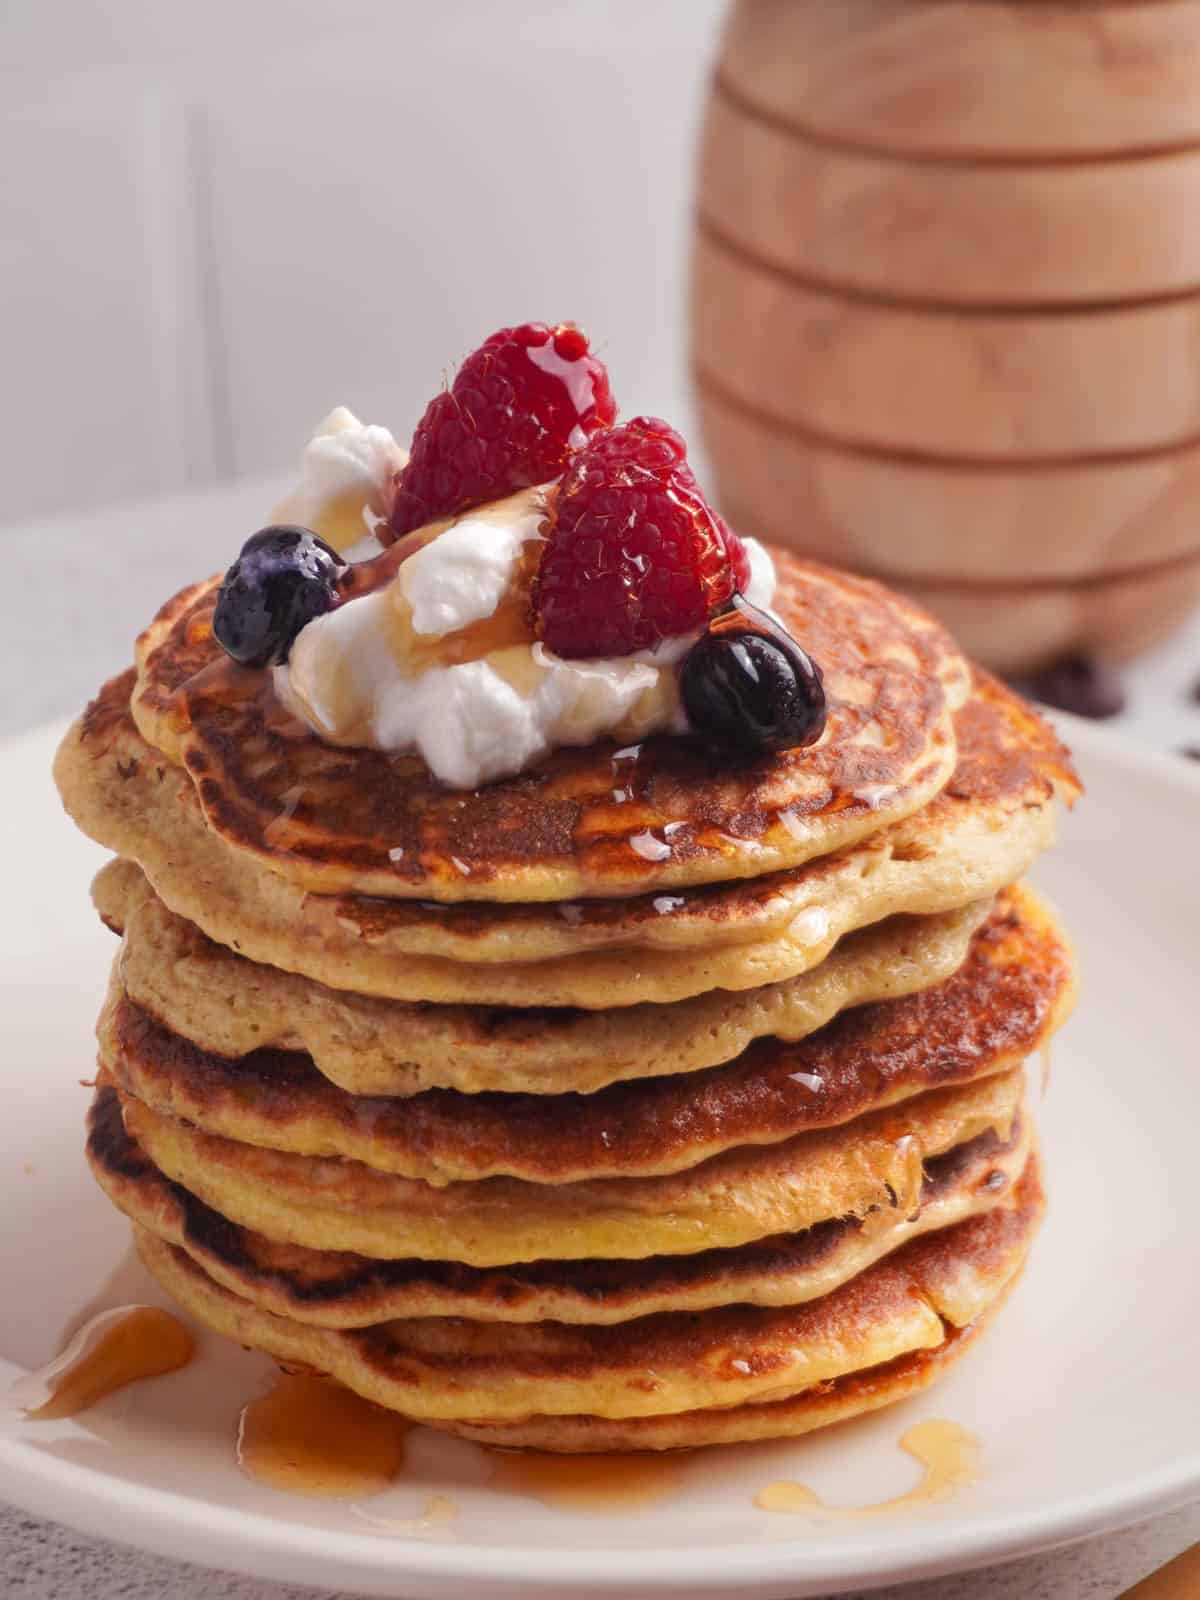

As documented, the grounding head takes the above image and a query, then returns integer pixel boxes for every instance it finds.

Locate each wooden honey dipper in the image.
[692,0,1200,675]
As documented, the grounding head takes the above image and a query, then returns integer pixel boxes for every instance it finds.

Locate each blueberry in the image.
[212,526,346,668]
[680,598,826,756]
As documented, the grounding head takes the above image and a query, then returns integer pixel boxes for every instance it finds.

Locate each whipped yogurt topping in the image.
[272,498,777,788]
[272,407,406,554]
[399,494,546,636]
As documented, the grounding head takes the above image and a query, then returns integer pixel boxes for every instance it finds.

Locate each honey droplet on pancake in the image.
[20,1306,194,1421]
[888,1133,925,1222]
[755,1420,980,1518]
[488,1449,686,1513]
[237,1374,408,1499]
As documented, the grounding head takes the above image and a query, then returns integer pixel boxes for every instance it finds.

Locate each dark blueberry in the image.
[680,598,826,756]
[212,526,346,668]
[1026,653,1126,720]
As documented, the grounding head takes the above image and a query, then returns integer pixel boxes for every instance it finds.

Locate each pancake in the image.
[441,1312,1002,1451]
[58,671,1076,1009]
[132,1152,1041,1423]
[127,553,969,903]
[98,886,1074,1183]
[89,1080,1032,1326]
[445,1158,1040,1446]
[101,861,989,1095]
[115,1067,1023,1265]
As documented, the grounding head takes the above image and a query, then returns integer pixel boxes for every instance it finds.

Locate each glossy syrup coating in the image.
[680,596,826,755]
[124,550,969,903]
[213,526,345,669]
[533,416,751,658]
[387,322,616,539]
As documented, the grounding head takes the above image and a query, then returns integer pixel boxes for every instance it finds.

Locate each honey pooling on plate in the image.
[20,1306,193,1421]
[236,1373,408,1500]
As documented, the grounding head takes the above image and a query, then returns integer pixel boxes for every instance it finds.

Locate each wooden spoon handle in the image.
[1118,1542,1200,1599]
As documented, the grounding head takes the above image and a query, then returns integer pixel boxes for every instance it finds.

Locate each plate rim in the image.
[0,1419,1197,1597]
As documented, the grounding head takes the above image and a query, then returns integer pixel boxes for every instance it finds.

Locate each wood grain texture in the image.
[699,384,1200,584]
[718,0,1200,160]
[1119,1542,1200,1599]
[884,553,1200,670]
[694,232,1200,458]
[693,0,1200,662]
[699,93,1200,306]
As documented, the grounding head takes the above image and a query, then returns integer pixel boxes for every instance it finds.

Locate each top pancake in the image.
[128,551,968,902]
[60,668,1077,1008]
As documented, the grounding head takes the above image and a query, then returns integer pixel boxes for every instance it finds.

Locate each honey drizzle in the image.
[236,1374,408,1500]
[888,1133,925,1223]
[19,1306,194,1421]
[488,1449,688,1513]
[755,1420,980,1518]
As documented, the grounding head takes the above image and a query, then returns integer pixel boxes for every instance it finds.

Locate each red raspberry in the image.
[386,322,616,540]
[532,417,751,658]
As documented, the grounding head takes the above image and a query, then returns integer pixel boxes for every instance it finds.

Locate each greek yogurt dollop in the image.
[269,415,776,789]
[271,407,406,554]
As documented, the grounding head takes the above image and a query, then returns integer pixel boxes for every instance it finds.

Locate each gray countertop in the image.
[2,475,1198,1599]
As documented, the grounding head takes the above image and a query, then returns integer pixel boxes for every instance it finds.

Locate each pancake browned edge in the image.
[126,552,969,901]
[130,1152,1042,1433]
[89,1078,1032,1327]
[442,1302,1008,1453]
[98,858,991,1095]
[96,885,1074,1184]
[56,669,1077,1010]
[114,1064,1024,1267]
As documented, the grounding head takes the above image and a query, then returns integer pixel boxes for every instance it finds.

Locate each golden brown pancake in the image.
[440,1296,1014,1452]
[100,863,989,1095]
[116,1067,1023,1265]
[89,1080,1031,1326]
[57,671,1076,1008]
[98,886,1074,1183]
[126,554,969,902]
[131,1153,1041,1423]
[68,664,1073,969]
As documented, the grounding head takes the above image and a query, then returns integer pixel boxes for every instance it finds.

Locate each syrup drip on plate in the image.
[353,1492,460,1539]
[15,1306,194,1420]
[237,1373,408,1499]
[755,1420,980,1518]
[488,1449,688,1512]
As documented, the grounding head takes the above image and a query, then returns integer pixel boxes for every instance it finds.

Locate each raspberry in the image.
[532,417,751,658]
[386,322,615,540]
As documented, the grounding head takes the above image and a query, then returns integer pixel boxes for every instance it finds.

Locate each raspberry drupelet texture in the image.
[532,416,751,659]
[386,322,616,541]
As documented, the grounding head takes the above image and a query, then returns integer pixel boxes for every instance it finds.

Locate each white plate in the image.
[0,714,1197,1600]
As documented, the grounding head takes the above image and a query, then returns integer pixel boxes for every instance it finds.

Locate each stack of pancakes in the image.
[54,552,1078,1451]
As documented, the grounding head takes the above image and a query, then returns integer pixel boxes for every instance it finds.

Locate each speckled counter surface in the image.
[2,476,1198,1599]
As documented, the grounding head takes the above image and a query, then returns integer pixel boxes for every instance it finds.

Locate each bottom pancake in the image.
[132,1151,1042,1425]
[89,1080,1031,1326]
[437,1297,1008,1454]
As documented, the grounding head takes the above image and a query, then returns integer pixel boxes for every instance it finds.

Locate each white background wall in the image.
[1,0,727,522]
